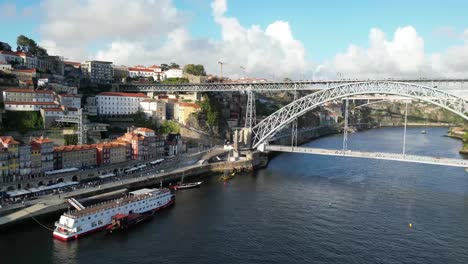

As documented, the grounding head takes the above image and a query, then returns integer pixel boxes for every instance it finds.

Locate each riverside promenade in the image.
[0,150,266,229]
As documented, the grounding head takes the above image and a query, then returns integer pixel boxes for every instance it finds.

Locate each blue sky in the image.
[1,0,468,78]
[2,0,467,61]
[179,0,468,61]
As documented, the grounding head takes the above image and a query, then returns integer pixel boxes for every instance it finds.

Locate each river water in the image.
[1,127,468,264]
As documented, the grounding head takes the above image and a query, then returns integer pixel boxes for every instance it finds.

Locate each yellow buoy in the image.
[408,223,413,228]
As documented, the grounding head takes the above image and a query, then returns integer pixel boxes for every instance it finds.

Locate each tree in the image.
[16,35,48,56]
[183,64,206,76]
[148,76,155,83]
[199,94,221,127]
[159,120,180,134]
[124,76,133,83]
[160,63,169,71]
[161,77,189,84]
[64,135,78,145]
[169,62,180,69]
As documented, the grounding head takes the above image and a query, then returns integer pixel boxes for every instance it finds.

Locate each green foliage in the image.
[16,35,48,56]
[161,77,189,84]
[463,132,468,143]
[199,94,221,127]
[183,64,206,76]
[160,63,179,71]
[256,99,280,116]
[4,111,43,134]
[64,134,78,145]
[159,120,180,134]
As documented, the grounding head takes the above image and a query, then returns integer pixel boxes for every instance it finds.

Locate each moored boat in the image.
[105,211,155,233]
[53,188,175,242]
[171,181,202,190]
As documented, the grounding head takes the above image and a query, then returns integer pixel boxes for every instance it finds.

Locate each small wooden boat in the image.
[172,181,203,190]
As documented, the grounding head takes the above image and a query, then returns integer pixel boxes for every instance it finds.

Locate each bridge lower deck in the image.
[264,145,468,168]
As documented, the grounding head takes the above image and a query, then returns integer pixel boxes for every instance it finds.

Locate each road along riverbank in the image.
[0,152,268,230]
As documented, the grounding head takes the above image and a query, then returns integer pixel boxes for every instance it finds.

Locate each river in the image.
[1,127,467,264]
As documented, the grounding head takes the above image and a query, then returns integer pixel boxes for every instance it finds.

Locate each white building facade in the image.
[96,92,148,115]
[164,68,183,79]
[139,99,166,120]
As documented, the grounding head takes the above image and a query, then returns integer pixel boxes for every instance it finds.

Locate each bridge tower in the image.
[245,88,256,129]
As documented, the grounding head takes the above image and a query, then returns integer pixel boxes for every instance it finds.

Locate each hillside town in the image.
[0,36,260,196]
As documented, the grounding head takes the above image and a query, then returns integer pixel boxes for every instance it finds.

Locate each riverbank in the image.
[0,152,268,230]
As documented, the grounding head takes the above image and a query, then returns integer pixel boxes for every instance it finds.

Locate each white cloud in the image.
[331,26,426,78]
[37,0,468,79]
[40,0,312,79]
[330,26,468,78]
[39,0,182,59]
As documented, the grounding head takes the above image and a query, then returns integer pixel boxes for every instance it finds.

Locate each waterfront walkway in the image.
[264,145,468,168]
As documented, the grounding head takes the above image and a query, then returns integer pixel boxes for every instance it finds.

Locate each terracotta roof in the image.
[95,142,127,149]
[59,93,81,98]
[134,127,155,133]
[5,101,59,106]
[179,102,200,108]
[0,50,20,56]
[54,144,96,152]
[129,67,155,73]
[5,88,54,94]
[41,108,64,112]
[149,65,161,68]
[13,68,36,73]
[64,61,81,67]
[97,92,147,98]
[0,136,19,145]
[141,99,158,103]
[31,136,53,144]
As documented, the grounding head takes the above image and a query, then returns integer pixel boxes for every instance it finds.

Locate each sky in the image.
[1,0,468,79]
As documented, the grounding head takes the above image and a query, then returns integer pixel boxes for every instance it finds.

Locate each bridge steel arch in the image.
[252,81,468,149]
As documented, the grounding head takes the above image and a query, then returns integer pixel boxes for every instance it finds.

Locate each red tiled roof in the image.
[64,61,81,67]
[0,136,19,145]
[149,65,161,68]
[13,68,36,73]
[54,144,95,152]
[5,101,58,106]
[31,136,53,144]
[41,108,64,112]
[179,102,200,108]
[59,93,81,98]
[134,127,155,133]
[0,50,20,56]
[129,67,155,73]
[97,92,147,98]
[5,88,54,94]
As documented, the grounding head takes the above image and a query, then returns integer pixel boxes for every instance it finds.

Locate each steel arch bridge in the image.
[251,81,468,149]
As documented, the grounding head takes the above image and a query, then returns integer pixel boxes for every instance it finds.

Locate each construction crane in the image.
[218,61,226,80]
[240,66,246,78]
